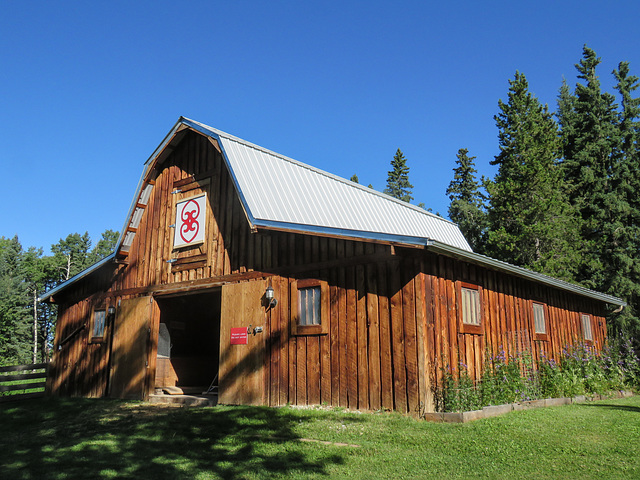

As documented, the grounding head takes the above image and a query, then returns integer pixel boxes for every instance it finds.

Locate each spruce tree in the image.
[485,72,579,279]
[384,148,414,202]
[606,61,640,337]
[560,46,620,290]
[446,148,487,252]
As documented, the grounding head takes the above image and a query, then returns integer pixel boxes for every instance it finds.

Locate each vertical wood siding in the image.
[49,130,608,414]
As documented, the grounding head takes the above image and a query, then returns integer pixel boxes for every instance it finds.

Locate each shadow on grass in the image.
[578,402,640,414]
[0,398,345,479]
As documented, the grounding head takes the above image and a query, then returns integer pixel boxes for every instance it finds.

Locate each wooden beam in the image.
[207,137,222,154]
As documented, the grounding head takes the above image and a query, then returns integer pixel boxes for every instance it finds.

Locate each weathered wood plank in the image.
[356,264,369,410]
[402,264,419,416]
[345,264,358,409]
[366,263,381,411]
[389,259,407,413]
[377,260,394,411]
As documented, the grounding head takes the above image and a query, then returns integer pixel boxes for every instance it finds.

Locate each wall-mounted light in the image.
[107,305,116,320]
[265,285,278,308]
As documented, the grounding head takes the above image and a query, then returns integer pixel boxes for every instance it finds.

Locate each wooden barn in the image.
[41,117,625,415]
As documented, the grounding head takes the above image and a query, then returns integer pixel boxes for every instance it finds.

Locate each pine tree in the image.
[88,229,119,265]
[485,72,579,279]
[350,174,359,184]
[384,149,414,202]
[446,148,487,252]
[51,232,93,281]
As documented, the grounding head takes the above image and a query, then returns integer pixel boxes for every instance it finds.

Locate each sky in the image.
[2,0,640,253]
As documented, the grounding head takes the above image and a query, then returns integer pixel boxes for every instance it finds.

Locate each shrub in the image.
[436,337,639,412]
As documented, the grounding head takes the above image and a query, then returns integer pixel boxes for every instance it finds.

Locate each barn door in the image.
[109,296,153,399]
[219,280,267,405]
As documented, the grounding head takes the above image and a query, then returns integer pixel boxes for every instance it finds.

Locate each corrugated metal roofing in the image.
[184,118,472,251]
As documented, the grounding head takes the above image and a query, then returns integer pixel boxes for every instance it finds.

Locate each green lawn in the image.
[1,395,639,479]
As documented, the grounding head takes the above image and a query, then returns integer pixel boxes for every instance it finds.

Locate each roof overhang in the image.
[425,240,626,307]
[38,252,116,303]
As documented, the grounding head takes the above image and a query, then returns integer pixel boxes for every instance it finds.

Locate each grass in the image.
[1,396,639,479]
[0,366,47,398]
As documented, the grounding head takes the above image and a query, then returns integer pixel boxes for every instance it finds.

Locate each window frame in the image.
[290,279,329,336]
[457,281,483,335]
[581,313,594,343]
[89,307,108,344]
[531,301,549,342]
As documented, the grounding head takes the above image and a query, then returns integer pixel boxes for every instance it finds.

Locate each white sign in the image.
[174,194,206,248]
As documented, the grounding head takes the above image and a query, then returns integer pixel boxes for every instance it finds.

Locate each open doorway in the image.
[155,290,221,395]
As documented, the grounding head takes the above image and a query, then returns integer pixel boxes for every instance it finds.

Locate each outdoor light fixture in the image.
[265,285,277,308]
[107,305,116,319]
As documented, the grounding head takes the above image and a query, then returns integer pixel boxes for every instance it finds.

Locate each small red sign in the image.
[230,327,248,345]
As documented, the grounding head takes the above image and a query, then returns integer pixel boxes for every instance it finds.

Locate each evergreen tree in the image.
[446,148,487,252]
[384,148,414,202]
[559,46,620,290]
[51,232,93,281]
[485,72,579,279]
[350,174,359,184]
[606,61,640,337]
[0,236,31,364]
[88,229,119,265]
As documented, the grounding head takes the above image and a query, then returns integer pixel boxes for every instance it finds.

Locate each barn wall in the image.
[422,252,607,395]
[263,253,430,415]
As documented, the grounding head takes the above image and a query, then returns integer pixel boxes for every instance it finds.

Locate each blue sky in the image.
[2,0,640,253]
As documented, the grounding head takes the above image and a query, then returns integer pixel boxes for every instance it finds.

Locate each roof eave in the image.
[425,240,626,306]
[253,219,431,248]
[37,252,117,303]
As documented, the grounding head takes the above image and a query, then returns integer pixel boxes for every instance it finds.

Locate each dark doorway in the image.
[155,291,221,393]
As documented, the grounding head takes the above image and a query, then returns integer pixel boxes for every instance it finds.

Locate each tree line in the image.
[446,46,640,344]
[0,230,118,365]
[361,46,638,345]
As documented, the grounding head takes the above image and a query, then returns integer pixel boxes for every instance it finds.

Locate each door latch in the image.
[253,326,263,335]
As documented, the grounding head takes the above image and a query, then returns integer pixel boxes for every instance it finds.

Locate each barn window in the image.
[458,282,483,335]
[291,279,329,335]
[532,302,549,341]
[581,314,593,342]
[91,309,106,342]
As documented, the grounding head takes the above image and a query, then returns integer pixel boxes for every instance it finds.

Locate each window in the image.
[458,282,483,334]
[291,279,329,335]
[91,309,106,342]
[299,286,321,326]
[581,314,593,342]
[532,302,549,341]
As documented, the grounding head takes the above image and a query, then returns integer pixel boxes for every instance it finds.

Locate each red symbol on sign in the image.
[180,199,200,244]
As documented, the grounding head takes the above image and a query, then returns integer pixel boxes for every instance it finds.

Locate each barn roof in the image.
[141,118,473,251]
[39,117,626,307]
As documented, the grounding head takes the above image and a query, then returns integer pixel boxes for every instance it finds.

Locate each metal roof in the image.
[183,118,472,251]
[38,117,626,307]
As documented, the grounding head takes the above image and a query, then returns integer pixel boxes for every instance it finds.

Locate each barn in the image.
[41,117,625,415]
